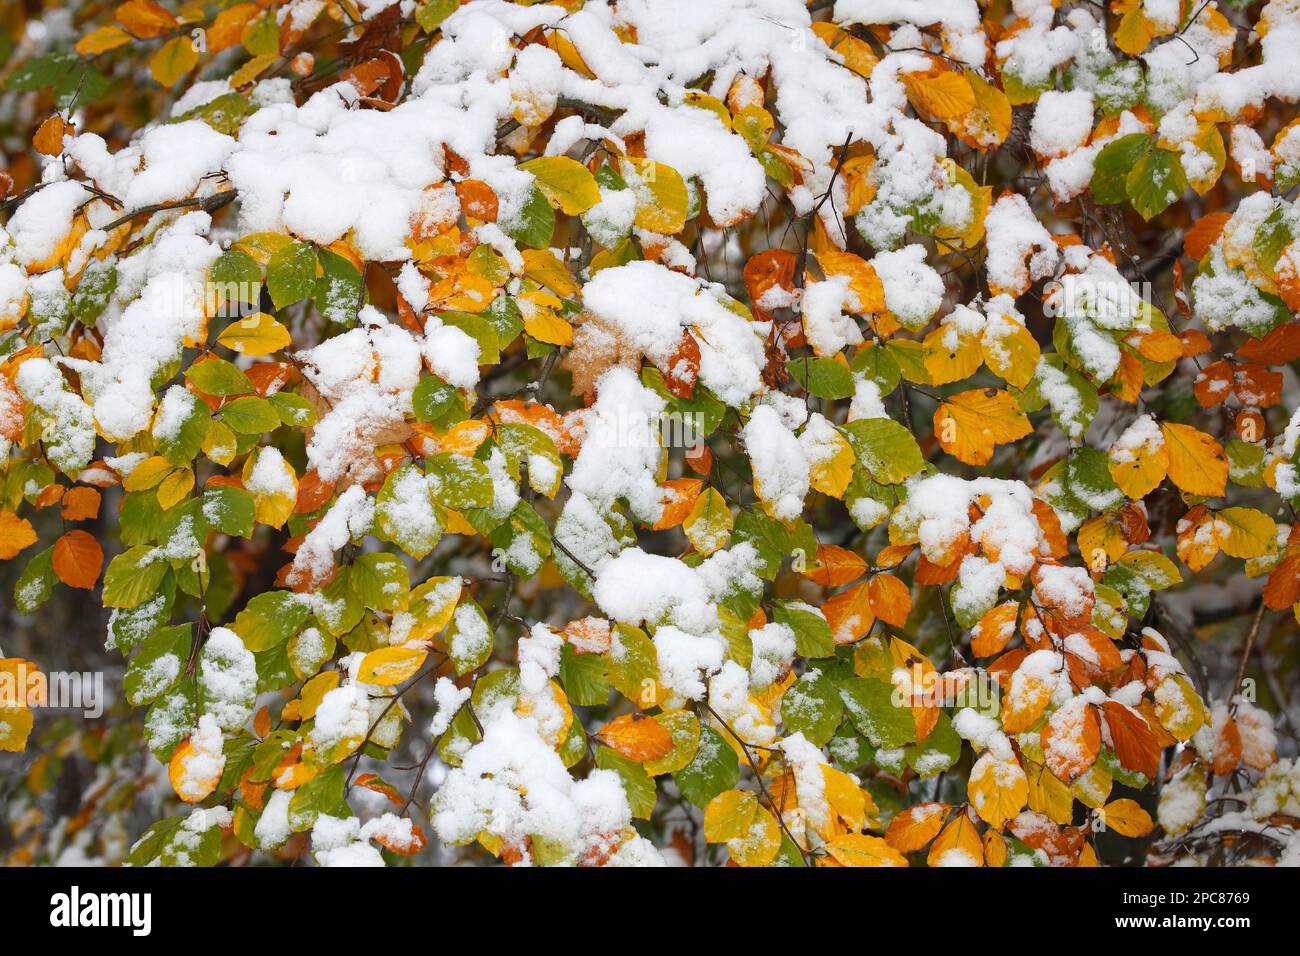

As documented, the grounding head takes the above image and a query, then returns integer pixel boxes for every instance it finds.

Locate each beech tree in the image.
[0,0,1298,868]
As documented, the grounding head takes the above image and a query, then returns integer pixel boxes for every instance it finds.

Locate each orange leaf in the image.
[885,803,948,852]
[0,511,38,560]
[653,478,704,530]
[115,0,178,39]
[1263,553,1300,610]
[33,115,66,156]
[1237,322,1300,365]
[60,487,102,521]
[805,544,868,587]
[1041,697,1101,781]
[593,713,674,762]
[867,573,911,627]
[971,601,1018,657]
[927,811,983,866]
[1101,700,1161,779]
[821,581,876,644]
[1183,211,1231,260]
[52,530,104,589]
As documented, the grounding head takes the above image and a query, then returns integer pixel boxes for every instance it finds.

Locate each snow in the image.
[582,261,766,407]
[1030,90,1094,159]
[743,404,809,522]
[871,244,944,330]
[984,194,1058,295]
[197,627,257,732]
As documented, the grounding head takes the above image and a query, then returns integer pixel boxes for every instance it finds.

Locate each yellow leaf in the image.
[157,467,194,510]
[229,53,277,89]
[217,312,292,356]
[150,35,199,88]
[1154,673,1205,742]
[0,705,34,752]
[1025,760,1074,824]
[1100,798,1154,837]
[824,834,907,867]
[203,419,238,466]
[242,448,298,529]
[522,307,574,346]
[704,789,758,842]
[75,25,133,56]
[948,69,1012,150]
[927,811,983,867]
[1109,417,1169,499]
[1217,507,1277,559]
[821,764,870,835]
[1114,5,1156,57]
[903,69,976,119]
[357,646,427,687]
[168,738,220,804]
[684,487,732,556]
[123,455,177,492]
[626,158,689,235]
[407,576,462,642]
[981,313,1040,390]
[518,156,601,215]
[809,428,855,499]
[815,250,885,313]
[934,388,1033,466]
[968,751,1028,829]
[1161,422,1227,497]
[298,671,339,720]
[923,318,983,386]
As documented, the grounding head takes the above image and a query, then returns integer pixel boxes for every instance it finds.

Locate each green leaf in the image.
[71,258,117,325]
[773,600,835,658]
[232,591,310,652]
[781,670,843,746]
[348,553,408,612]
[501,184,555,249]
[672,726,740,807]
[1126,146,1187,220]
[791,356,855,400]
[412,375,462,425]
[186,358,254,397]
[124,624,191,706]
[314,248,363,325]
[267,391,317,427]
[221,395,282,434]
[426,453,494,510]
[559,642,610,707]
[13,546,56,614]
[267,241,319,310]
[103,546,170,608]
[288,765,347,833]
[838,676,915,748]
[595,746,656,819]
[155,390,210,465]
[903,710,961,777]
[841,418,925,484]
[208,248,261,314]
[202,485,256,537]
[374,463,443,559]
[447,599,494,675]
[1092,133,1153,205]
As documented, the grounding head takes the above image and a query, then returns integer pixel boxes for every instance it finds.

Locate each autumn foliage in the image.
[0,0,1298,868]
